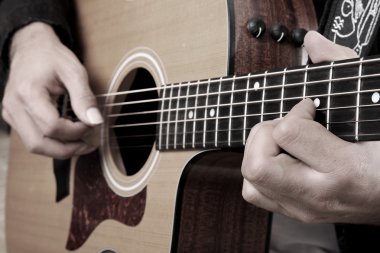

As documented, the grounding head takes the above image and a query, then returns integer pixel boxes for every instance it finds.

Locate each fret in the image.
[165,84,174,149]
[326,62,334,131]
[307,63,330,126]
[174,82,183,149]
[355,58,363,141]
[231,74,249,147]
[217,77,234,147]
[246,75,265,138]
[158,85,168,150]
[329,59,360,141]
[183,81,194,149]
[203,79,211,148]
[192,80,200,148]
[283,66,306,113]
[358,55,380,141]
[243,73,251,145]
[215,77,222,147]
[263,69,283,121]
[303,65,308,98]
[261,71,268,122]
[228,75,236,147]
[193,79,208,148]
[205,77,220,147]
[280,68,286,118]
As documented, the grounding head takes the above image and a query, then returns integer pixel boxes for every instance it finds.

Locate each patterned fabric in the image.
[322,0,380,56]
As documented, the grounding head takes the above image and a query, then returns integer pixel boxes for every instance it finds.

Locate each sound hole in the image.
[109,68,158,176]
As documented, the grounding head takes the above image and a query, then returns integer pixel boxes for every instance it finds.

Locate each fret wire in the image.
[228,75,236,147]
[166,84,174,149]
[261,71,268,122]
[327,62,334,130]
[355,58,363,141]
[215,77,223,147]
[173,82,182,149]
[192,80,200,148]
[182,81,190,149]
[303,65,308,98]
[203,79,211,148]
[158,85,167,150]
[280,68,286,118]
[111,102,380,129]
[95,57,380,99]
[243,73,251,145]
[108,87,380,119]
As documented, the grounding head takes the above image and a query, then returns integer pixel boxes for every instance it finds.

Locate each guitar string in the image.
[108,117,380,143]
[109,132,380,150]
[91,56,380,99]
[109,103,380,129]
[62,60,380,109]
[105,88,380,119]
[97,72,380,109]
[62,75,380,121]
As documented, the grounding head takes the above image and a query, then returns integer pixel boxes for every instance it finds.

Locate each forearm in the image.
[0,0,71,86]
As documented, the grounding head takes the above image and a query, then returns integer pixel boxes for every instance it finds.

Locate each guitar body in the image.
[6,0,316,252]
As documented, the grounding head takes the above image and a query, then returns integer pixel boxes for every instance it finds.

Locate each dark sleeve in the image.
[0,0,72,87]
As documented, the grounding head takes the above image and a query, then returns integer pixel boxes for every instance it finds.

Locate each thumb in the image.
[57,64,103,126]
[304,31,358,63]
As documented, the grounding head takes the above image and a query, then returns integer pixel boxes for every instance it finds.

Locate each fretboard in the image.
[157,55,380,150]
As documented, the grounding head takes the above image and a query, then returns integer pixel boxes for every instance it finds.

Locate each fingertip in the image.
[288,98,316,120]
[86,107,104,125]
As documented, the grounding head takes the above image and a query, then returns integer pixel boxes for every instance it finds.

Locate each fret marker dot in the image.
[188,110,194,119]
[313,98,320,108]
[372,92,380,103]
[254,81,260,91]
[209,108,216,117]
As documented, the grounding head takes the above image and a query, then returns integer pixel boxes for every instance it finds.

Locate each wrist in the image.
[9,22,60,60]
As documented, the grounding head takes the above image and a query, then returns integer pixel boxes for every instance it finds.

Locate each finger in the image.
[242,179,279,212]
[4,103,94,159]
[56,55,103,126]
[25,89,90,141]
[273,99,349,171]
[242,121,280,183]
[304,31,358,63]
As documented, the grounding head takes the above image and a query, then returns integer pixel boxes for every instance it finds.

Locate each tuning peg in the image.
[291,28,307,47]
[247,18,266,38]
[270,24,288,43]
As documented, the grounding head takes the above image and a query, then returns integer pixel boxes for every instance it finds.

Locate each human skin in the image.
[242,31,380,225]
[2,22,103,159]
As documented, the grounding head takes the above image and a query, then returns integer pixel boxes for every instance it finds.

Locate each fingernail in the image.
[86,107,103,125]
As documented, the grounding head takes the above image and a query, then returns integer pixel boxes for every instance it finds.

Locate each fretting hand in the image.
[242,31,380,224]
[2,22,103,159]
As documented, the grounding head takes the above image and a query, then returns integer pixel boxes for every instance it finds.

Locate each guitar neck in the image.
[157,55,380,150]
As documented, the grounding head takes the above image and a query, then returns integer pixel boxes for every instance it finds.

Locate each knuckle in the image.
[25,139,44,155]
[297,212,319,224]
[41,121,60,137]
[273,117,300,146]
[243,159,271,184]
[242,186,258,204]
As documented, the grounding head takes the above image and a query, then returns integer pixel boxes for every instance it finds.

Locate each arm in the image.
[241,31,380,225]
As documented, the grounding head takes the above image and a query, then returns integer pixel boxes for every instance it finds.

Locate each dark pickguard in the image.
[66,151,146,251]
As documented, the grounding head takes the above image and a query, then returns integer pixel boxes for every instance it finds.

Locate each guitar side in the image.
[6,0,316,252]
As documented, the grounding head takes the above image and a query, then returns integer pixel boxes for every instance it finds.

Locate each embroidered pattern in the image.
[331,0,380,55]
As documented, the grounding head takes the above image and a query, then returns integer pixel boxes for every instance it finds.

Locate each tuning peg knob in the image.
[247,18,266,38]
[270,24,288,43]
[291,28,307,47]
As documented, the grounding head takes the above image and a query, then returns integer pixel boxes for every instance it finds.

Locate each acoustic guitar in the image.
[6,0,323,252]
